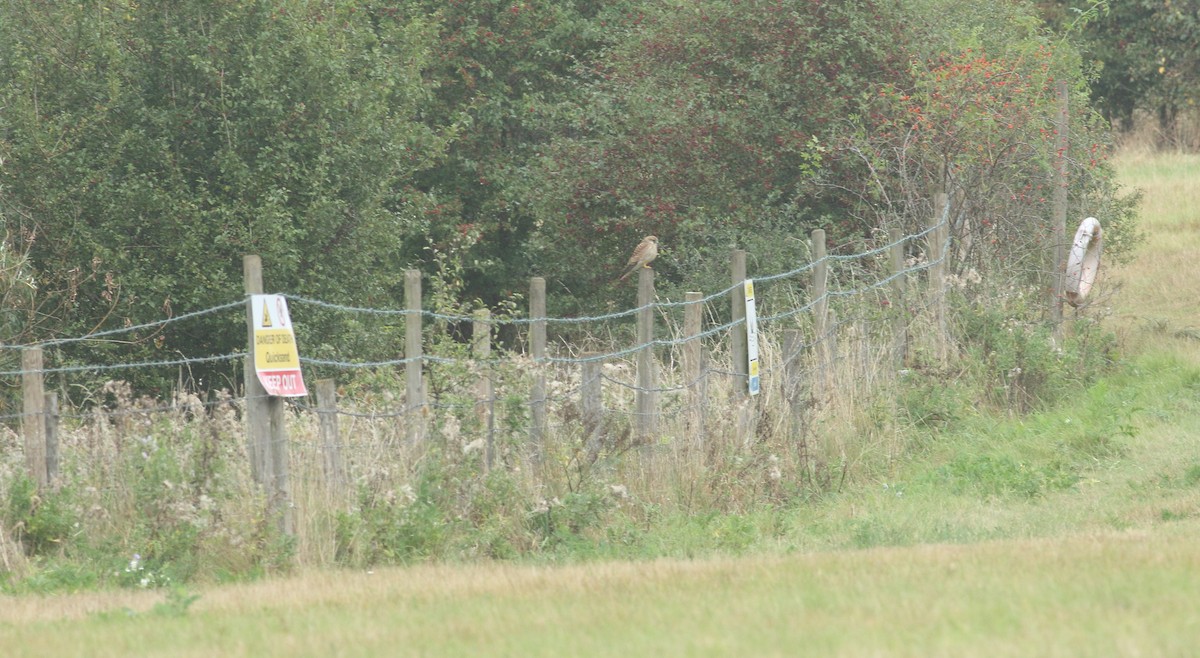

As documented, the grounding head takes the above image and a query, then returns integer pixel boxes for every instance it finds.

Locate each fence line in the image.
[0,265,926,376]
[0,300,247,351]
[282,217,944,327]
[0,219,949,375]
[5,209,955,541]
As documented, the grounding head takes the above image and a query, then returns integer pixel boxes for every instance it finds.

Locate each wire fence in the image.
[2,206,956,561]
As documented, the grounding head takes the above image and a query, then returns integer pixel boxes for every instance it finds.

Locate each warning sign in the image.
[744,280,761,396]
[251,294,308,397]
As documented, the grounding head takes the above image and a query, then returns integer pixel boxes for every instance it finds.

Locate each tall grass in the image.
[0,144,1182,592]
[0,269,1121,589]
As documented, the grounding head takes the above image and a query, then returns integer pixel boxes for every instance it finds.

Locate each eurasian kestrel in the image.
[617,235,659,281]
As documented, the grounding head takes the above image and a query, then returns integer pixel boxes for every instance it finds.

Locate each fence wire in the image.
[1,219,956,545]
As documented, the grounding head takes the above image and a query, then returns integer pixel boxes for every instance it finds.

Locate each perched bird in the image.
[617,235,659,282]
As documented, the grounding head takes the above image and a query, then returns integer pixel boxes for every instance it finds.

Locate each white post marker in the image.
[744,279,761,396]
[1064,217,1103,308]
[251,294,308,397]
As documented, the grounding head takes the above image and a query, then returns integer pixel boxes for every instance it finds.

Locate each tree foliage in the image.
[526,0,912,308]
[0,0,1142,393]
[1,0,445,385]
[406,0,632,307]
[1039,0,1200,139]
[847,0,1140,287]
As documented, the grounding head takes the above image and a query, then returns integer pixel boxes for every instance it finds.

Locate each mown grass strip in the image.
[3,528,1199,657]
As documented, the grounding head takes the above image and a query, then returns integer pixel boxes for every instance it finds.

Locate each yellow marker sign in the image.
[744,279,760,396]
[251,294,307,397]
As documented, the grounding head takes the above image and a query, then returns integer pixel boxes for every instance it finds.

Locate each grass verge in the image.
[2,152,1198,656]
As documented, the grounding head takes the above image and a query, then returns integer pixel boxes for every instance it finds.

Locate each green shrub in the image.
[956,296,1119,414]
[528,489,614,554]
[4,560,99,594]
[897,372,973,431]
[3,474,77,556]
[336,475,450,567]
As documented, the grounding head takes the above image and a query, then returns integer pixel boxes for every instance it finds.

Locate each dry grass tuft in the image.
[0,518,28,579]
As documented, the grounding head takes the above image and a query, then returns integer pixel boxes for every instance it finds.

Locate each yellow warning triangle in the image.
[261,300,274,328]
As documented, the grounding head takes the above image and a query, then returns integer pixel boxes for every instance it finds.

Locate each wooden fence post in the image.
[941,208,951,356]
[731,250,758,448]
[405,269,425,444]
[782,329,809,472]
[811,230,829,395]
[316,379,344,501]
[21,346,47,489]
[44,392,59,487]
[529,277,547,456]
[473,309,495,470]
[888,227,907,370]
[929,194,950,365]
[730,249,748,398]
[683,291,706,450]
[782,329,805,410]
[243,255,292,537]
[269,395,293,537]
[243,256,271,488]
[581,352,604,460]
[1050,79,1069,339]
[636,267,656,444]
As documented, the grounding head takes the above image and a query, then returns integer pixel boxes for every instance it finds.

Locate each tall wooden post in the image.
[888,228,907,370]
[782,328,809,471]
[44,392,59,487]
[731,250,756,447]
[269,392,293,537]
[316,379,345,501]
[730,249,748,398]
[243,255,291,536]
[811,230,829,393]
[21,346,47,489]
[473,309,495,470]
[636,267,657,444]
[405,269,424,444]
[581,352,604,460]
[929,194,950,365]
[782,330,805,410]
[683,291,706,450]
[529,277,547,455]
[243,256,271,487]
[1050,79,1069,338]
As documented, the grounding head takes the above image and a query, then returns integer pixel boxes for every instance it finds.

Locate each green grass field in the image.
[3,152,1200,657]
[3,529,1200,657]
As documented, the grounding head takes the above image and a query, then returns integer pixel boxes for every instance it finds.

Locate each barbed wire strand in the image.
[1,218,950,385]
[0,299,246,350]
[282,216,946,327]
